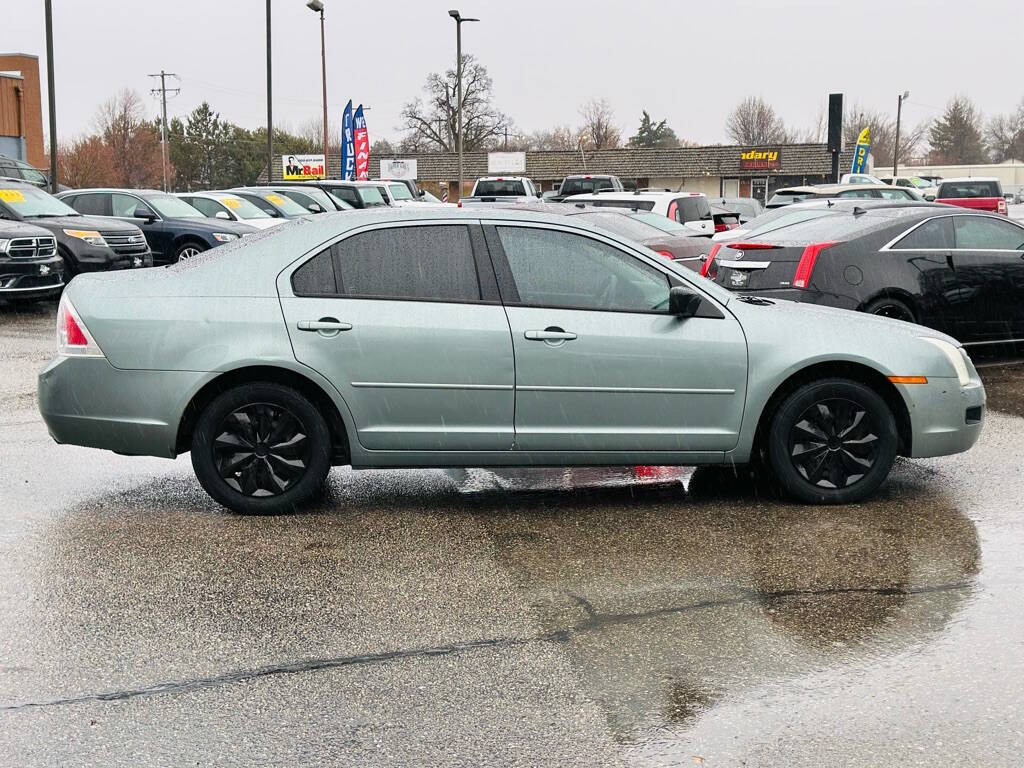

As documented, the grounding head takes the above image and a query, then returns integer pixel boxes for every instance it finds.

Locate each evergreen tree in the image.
[929,97,987,164]
[627,110,679,148]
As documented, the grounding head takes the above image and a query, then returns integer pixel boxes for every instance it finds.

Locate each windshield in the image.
[215,195,272,219]
[474,180,528,196]
[628,211,689,233]
[357,186,387,205]
[767,191,813,207]
[738,207,837,238]
[283,187,351,211]
[387,183,414,200]
[257,191,309,215]
[421,190,442,203]
[576,212,669,241]
[909,177,930,188]
[148,195,205,218]
[0,185,78,217]
[560,178,614,195]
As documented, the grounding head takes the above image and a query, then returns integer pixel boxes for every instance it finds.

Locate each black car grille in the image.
[100,231,148,255]
[7,236,57,259]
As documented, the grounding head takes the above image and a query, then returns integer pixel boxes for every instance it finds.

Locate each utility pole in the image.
[893,90,910,178]
[448,10,479,201]
[266,0,273,183]
[148,71,180,192]
[44,0,57,193]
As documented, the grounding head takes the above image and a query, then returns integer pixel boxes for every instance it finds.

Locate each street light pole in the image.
[266,0,273,183]
[44,0,57,193]
[448,10,478,201]
[893,90,910,178]
[307,0,328,171]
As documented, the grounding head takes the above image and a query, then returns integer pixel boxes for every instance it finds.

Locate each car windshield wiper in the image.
[27,213,78,218]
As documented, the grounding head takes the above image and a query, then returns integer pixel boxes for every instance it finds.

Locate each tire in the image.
[174,240,207,263]
[863,296,916,324]
[766,378,898,505]
[190,382,332,515]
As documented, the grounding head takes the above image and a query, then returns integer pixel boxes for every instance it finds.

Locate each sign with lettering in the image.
[740,148,781,171]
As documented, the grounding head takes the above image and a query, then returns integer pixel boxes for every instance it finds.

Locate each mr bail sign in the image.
[739,148,782,171]
[282,154,326,181]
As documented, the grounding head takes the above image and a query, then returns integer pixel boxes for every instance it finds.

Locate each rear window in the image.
[753,211,890,242]
[474,180,528,196]
[589,199,656,212]
[937,180,1001,198]
[767,191,813,206]
[575,212,668,241]
[334,225,480,302]
[560,178,614,195]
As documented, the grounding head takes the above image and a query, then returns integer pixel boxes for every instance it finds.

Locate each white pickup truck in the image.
[459,176,543,206]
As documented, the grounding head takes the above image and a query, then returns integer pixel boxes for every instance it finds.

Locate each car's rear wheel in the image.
[864,297,916,324]
[174,240,206,262]
[767,378,898,504]
[191,383,332,515]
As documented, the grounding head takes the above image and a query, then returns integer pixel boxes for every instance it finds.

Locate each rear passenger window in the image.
[292,247,337,296]
[335,225,480,302]
[892,218,954,250]
[953,216,1024,250]
[72,193,109,216]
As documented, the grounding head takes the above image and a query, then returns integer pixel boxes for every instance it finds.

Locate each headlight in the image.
[0,239,9,254]
[63,229,107,247]
[212,232,239,243]
[921,337,971,386]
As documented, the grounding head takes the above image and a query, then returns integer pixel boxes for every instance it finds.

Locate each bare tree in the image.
[725,96,788,145]
[57,135,117,188]
[94,89,162,187]
[400,54,510,152]
[985,100,1024,163]
[579,99,621,150]
[524,125,581,151]
[297,115,345,155]
[843,104,895,165]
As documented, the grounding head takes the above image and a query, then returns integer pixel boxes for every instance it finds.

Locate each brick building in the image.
[0,53,44,168]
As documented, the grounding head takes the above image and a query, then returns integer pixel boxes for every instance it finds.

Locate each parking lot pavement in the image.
[2,301,1023,767]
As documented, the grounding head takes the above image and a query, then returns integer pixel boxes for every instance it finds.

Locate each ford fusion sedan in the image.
[39,209,984,515]
[709,200,1024,349]
[0,181,152,275]
[57,189,256,263]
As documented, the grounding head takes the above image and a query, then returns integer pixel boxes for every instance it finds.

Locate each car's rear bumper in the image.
[38,355,209,458]
[899,377,985,458]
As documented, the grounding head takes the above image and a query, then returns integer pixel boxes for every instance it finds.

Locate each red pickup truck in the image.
[934,177,1008,215]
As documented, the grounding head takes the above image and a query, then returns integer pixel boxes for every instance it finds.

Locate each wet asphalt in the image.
[1,300,1023,767]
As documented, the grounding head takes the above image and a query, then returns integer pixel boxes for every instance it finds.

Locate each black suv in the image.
[0,154,58,190]
[57,189,256,264]
[0,218,64,301]
[549,174,624,202]
[0,181,151,276]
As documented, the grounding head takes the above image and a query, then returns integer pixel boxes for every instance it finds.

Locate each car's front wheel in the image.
[767,378,898,504]
[174,240,207,262]
[191,383,332,515]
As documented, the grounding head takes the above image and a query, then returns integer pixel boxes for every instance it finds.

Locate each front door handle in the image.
[524,328,577,342]
[297,319,352,333]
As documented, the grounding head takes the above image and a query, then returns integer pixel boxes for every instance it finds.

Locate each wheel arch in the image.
[172,234,210,253]
[175,364,351,464]
[752,360,913,459]
[856,289,919,320]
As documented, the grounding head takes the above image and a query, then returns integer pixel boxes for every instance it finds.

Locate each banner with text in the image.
[353,104,370,180]
[341,100,354,180]
[850,128,871,174]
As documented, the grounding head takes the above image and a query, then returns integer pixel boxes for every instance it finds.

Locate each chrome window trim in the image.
[880,213,1024,252]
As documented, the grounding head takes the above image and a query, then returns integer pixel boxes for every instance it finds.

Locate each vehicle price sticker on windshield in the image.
[264,194,285,204]
[0,189,26,203]
[222,198,242,209]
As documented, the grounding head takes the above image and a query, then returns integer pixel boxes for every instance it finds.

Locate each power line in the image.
[149,71,180,192]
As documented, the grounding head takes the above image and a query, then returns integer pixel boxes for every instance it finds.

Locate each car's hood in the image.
[28,215,142,234]
[164,216,257,234]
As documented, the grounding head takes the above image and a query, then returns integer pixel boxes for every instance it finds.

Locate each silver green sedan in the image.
[38,209,985,515]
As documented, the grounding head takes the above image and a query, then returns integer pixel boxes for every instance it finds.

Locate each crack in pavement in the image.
[0,582,969,712]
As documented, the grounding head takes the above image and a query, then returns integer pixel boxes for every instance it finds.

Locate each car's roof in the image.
[809,183,898,194]
[179,190,243,199]
[60,188,168,197]
[0,178,36,188]
[476,176,528,181]
[938,176,999,183]
[563,174,616,179]
[771,186,820,195]
[567,190,705,202]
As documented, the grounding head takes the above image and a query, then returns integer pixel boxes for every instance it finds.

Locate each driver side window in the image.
[495,226,669,313]
[112,193,152,218]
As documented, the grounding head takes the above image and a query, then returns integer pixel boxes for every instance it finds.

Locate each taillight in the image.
[727,242,780,250]
[56,295,104,357]
[998,199,1008,215]
[700,243,722,277]
[714,223,727,233]
[792,241,837,289]
[656,249,675,260]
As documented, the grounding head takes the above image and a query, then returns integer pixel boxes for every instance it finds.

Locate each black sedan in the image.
[57,189,256,264]
[709,199,1024,349]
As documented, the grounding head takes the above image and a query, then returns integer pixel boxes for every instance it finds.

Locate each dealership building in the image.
[0,53,44,168]
[267,142,856,203]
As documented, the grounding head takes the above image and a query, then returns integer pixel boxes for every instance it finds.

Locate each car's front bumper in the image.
[897,376,985,459]
[0,255,65,298]
[38,355,209,458]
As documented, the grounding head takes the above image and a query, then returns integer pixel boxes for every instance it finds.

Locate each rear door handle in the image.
[297,319,352,332]
[524,328,577,341]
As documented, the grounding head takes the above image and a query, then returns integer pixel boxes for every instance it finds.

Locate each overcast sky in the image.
[6,0,1023,147]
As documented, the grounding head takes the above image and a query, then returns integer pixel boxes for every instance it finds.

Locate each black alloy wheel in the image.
[191,382,332,515]
[767,378,898,504]
[214,403,310,496]
[864,297,916,324]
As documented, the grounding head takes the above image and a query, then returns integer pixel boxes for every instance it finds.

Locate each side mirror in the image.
[668,286,702,317]
[307,202,324,213]
[924,195,936,202]
[133,206,156,221]
[214,210,230,220]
